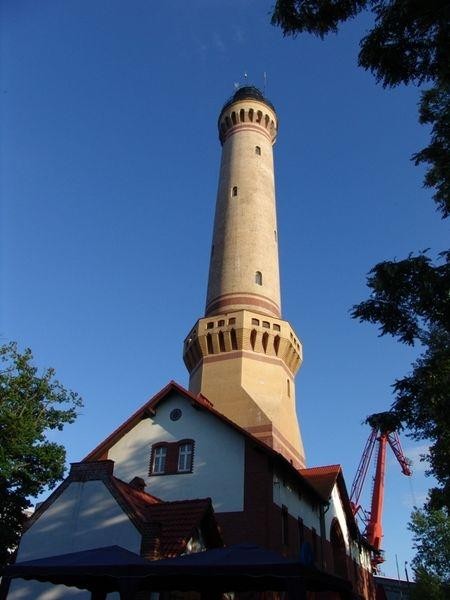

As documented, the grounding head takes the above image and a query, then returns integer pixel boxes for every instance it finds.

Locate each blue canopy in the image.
[2,544,353,599]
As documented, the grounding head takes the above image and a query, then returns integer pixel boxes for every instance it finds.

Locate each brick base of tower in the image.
[183,309,306,468]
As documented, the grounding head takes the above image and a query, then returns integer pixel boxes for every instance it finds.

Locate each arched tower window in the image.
[232,186,238,197]
[274,335,280,356]
[250,329,257,351]
[255,271,262,285]
[255,146,261,155]
[262,332,269,353]
[206,333,213,354]
[239,108,245,122]
[218,330,225,352]
[230,328,238,350]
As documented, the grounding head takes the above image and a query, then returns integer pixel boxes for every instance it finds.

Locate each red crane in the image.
[350,412,412,570]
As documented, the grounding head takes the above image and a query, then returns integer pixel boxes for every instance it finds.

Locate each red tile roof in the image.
[143,497,213,557]
[110,477,161,521]
[110,476,219,557]
[299,465,341,501]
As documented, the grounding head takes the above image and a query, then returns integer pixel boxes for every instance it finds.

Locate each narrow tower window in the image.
[287,379,291,398]
[255,146,261,156]
[230,328,238,350]
[218,330,225,352]
[255,271,262,285]
[240,108,245,122]
[262,332,269,354]
[232,186,238,197]
[206,333,213,354]
[250,329,257,351]
[274,335,280,356]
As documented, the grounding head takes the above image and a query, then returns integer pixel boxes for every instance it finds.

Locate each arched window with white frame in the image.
[152,445,167,475]
[178,441,194,473]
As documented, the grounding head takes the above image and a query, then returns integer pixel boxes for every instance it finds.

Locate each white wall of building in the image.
[325,485,351,550]
[8,480,140,600]
[326,484,372,568]
[108,392,245,512]
[272,471,321,530]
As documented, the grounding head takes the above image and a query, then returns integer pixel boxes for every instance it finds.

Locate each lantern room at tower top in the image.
[183,85,306,469]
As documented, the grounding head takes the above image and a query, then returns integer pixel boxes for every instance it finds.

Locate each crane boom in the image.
[349,413,412,571]
[350,428,377,515]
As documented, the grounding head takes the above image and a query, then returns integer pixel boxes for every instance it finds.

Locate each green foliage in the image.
[0,342,82,567]
[352,252,450,508]
[413,86,450,218]
[408,506,450,597]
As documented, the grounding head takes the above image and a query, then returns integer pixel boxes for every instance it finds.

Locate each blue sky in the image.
[1,0,447,579]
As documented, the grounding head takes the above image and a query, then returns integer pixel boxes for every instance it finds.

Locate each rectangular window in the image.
[282,505,289,546]
[152,447,167,474]
[298,517,304,549]
[178,443,193,472]
[312,527,318,564]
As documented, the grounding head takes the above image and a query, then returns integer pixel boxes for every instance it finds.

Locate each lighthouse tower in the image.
[183,86,305,468]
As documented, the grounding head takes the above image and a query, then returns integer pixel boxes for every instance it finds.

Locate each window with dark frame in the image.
[152,446,167,474]
[150,440,195,476]
[281,505,289,546]
[177,442,193,472]
[298,517,304,550]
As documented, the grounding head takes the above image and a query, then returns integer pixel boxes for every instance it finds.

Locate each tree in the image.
[0,342,82,567]
[408,505,450,599]
[271,0,450,508]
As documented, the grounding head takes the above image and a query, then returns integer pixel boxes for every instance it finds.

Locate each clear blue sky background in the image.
[1,0,447,579]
